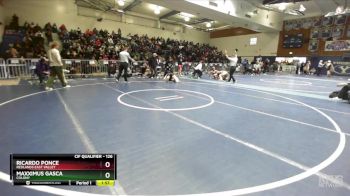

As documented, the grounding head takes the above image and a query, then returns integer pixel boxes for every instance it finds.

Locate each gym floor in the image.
[0,74,349,196]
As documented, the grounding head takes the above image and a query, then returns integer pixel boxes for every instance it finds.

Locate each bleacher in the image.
[0,29,25,55]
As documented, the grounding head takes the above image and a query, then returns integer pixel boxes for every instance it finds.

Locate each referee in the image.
[225,49,238,83]
[116,46,136,82]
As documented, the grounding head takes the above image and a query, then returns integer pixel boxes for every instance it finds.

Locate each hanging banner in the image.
[324,40,350,51]
[310,28,320,39]
[332,26,345,38]
[322,16,334,26]
[308,39,319,52]
[335,15,347,25]
[321,27,332,39]
[333,61,350,76]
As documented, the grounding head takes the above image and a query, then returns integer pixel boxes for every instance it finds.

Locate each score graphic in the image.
[10,154,117,186]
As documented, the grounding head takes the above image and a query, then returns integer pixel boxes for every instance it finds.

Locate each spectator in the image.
[59,24,67,32]
[7,46,19,58]
[2,16,228,66]
[46,30,53,43]
[9,14,19,30]
[52,23,58,33]
[44,22,52,31]
[35,57,50,84]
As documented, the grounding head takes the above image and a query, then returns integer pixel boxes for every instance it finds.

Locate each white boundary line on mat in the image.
[0,82,126,196]
[103,82,348,195]
[117,89,214,111]
[0,80,347,196]
[259,79,312,86]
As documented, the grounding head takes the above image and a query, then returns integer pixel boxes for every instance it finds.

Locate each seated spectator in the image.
[44,22,52,32]
[2,16,229,66]
[33,23,42,33]
[7,45,19,58]
[45,30,53,43]
[29,22,35,29]
[23,21,30,30]
[52,23,58,33]
[59,24,67,32]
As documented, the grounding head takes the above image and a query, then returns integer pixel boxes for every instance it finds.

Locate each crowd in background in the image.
[0,15,338,79]
[3,15,54,59]
[58,26,227,63]
[2,15,227,65]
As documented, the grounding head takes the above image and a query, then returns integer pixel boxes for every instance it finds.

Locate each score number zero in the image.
[104,161,111,179]
[103,155,114,179]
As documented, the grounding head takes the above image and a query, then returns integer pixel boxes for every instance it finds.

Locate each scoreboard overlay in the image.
[10,154,117,186]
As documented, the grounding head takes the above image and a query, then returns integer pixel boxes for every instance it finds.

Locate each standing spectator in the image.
[9,14,19,30]
[46,42,70,90]
[177,53,183,76]
[118,28,122,38]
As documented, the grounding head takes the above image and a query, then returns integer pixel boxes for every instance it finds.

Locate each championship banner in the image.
[324,40,350,51]
[308,39,318,52]
[310,28,320,39]
[332,26,344,38]
[335,15,347,25]
[333,61,350,76]
[322,16,334,26]
[321,27,332,39]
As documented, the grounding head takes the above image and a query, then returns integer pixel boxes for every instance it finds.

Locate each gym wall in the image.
[209,32,279,57]
[2,0,209,44]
